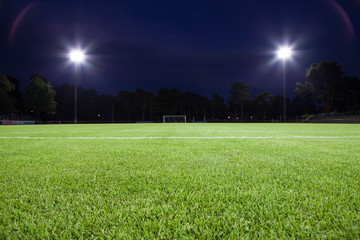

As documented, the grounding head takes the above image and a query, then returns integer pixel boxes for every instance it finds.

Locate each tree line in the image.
[1,61,359,122]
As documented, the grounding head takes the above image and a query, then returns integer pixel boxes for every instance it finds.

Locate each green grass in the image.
[0,123,360,239]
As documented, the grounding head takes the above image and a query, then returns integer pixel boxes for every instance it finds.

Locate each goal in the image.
[163,115,187,123]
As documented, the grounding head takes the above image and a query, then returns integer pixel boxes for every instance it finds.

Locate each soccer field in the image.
[1,123,360,239]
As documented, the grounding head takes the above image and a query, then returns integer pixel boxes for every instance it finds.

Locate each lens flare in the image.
[328,0,355,40]
[8,2,37,45]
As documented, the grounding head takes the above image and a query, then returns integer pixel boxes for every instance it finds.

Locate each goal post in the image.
[163,115,187,123]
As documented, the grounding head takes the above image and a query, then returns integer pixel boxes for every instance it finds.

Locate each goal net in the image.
[163,115,187,123]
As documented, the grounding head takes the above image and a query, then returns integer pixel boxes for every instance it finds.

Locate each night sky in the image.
[1,0,360,99]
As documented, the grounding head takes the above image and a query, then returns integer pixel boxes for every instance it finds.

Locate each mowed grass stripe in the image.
[1,136,360,139]
[1,123,360,239]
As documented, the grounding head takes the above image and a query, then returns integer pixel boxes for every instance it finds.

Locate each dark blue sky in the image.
[1,0,359,99]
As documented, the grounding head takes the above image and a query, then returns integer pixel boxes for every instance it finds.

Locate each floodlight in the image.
[69,49,85,63]
[277,46,292,60]
[68,47,86,124]
[275,44,295,122]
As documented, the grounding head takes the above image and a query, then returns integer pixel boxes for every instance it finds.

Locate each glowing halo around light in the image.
[69,49,85,63]
[276,46,292,60]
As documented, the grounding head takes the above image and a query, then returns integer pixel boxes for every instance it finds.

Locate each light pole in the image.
[276,46,292,123]
[69,49,85,124]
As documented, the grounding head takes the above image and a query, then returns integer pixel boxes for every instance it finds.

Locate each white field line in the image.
[0,136,360,140]
[6,130,360,134]
[5,130,306,133]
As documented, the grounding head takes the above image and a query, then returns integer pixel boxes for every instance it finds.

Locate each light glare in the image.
[69,49,85,63]
[277,46,292,60]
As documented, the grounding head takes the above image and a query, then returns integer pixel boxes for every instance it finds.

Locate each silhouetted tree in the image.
[290,95,317,117]
[182,92,210,121]
[157,89,183,115]
[253,91,274,120]
[7,76,24,114]
[268,95,290,120]
[154,89,211,122]
[134,89,156,121]
[77,87,97,121]
[300,61,345,113]
[198,95,211,121]
[24,74,56,120]
[294,82,318,115]
[210,94,227,121]
[228,82,251,121]
[0,74,16,114]
[55,83,74,121]
[337,76,360,111]
[95,94,115,121]
[183,92,200,120]
[116,91,137,122]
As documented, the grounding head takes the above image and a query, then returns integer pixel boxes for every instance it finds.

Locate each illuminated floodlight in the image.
[276,46,292,60]
[68,47,86,124]
[69,49,85,63]
[275,44,295,123]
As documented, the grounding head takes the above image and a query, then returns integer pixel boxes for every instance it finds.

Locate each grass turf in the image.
[0,123,360,239]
